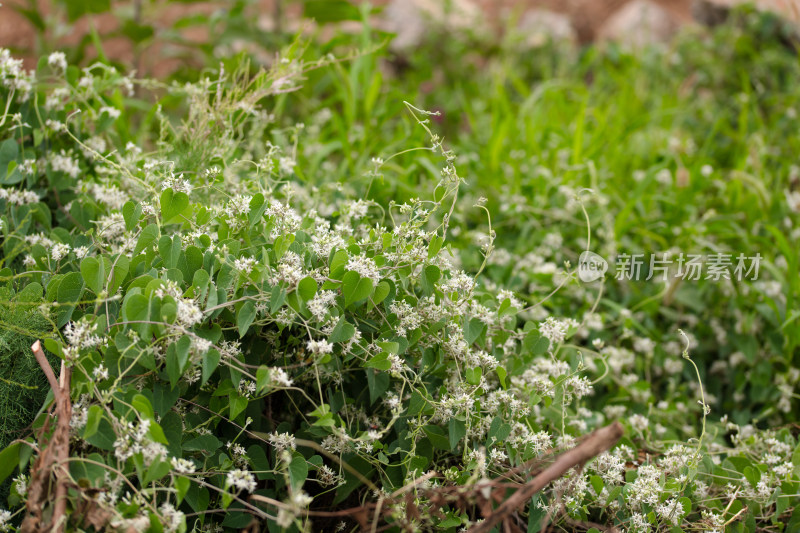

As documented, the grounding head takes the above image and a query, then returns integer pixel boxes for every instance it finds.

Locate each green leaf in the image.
[123,293,149,324]
[0,138,22,185]
[427,235,444,259]
[122,201,142,231]
[83,415,115,450]
[202,349,220,386]
[66,0,110,21]
[161,188,190,224]
[524,332,550,356]
[0,442,21,484]
[465,366,482,385]
[237,300,256,338]
[488,417,512,443]
[496,366,508,389]
[134,224,159,256]
[423,425,450,451]
[330,316,355,344]
[421,265,441,295]
[297,276,318,303]
[83,405,104,440]
[56,272,84,327]
[158,235,182,270]
[464,318,485,345]
[407,390,429,416]
[329,249,348,279]
[366,369,390,405]
[342,271,373,307]
[80,256,105,295]
[273,233,294,259]
[302,0,361,22]
[590,475,604,496]
[679,496,692,516]
[120,20,153,44]
[248,193,266,227]
[183,435,221,453]
[256,366,270,394]
[166,335,192,389]
[270,285,286,314]
[289,454,308,492]
[108,255,130,294]
[148,422,169,445]
[132,394,154,420]
[448,418,466,450]
[364,352,391,371]
[175,476,191,504]
[161,411,182,458]
[372,280,390,306]
[229,394,248,420]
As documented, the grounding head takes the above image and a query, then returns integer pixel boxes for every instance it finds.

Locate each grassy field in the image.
[1,2,800,532]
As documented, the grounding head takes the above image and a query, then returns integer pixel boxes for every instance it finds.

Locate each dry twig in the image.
[21,340,73,533]
[468,421,624,533]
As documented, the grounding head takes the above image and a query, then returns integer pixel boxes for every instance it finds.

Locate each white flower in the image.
[775,462,794,476]
[64,319,103,349]
[142,442,167,465]
[159,502,185,533]
[170,457,196,474]
[292,491,313,507]
[176,299,203,327]
[234,256,256,274]
[270,368,294,387]
[655,498,684,526]
[13,475,27,497]
[99,106,121,119]
[317,464,343,487]
[279,156,296,174]
[0,509,11,532]
[307,339,333,355]
[441,270,475,293]
[226,468,257,493]
[238,379,257,398]
[345,254,380,283]
[51,242,71,261]
[267,432,297,451]
[226,194,252,217]
[308,290,336,320]
[49,150,80,177]
[47,51,67,73]
[630,414,649,433]
[93,364,109,381]
[538,317,572,345]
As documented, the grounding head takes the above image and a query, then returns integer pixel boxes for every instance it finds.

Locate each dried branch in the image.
[31,340,61,402]
[467,422,624,533]
[21,340,72,533]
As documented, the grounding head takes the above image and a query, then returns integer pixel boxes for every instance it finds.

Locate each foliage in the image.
[1,3,800,532]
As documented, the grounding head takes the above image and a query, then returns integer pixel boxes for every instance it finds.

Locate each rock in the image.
[701,0,800,24]
[383,0,483,51]
[597,0,684,46]
[517,9,577,46]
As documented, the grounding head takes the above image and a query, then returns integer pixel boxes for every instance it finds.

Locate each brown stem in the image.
[31,340,60,402]
[22,340,72,533]
[467,422,624,533]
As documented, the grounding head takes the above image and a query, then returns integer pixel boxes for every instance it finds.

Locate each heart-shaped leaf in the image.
[342,271,373,308]
[80,256,105,295]
[161,188,190,224]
